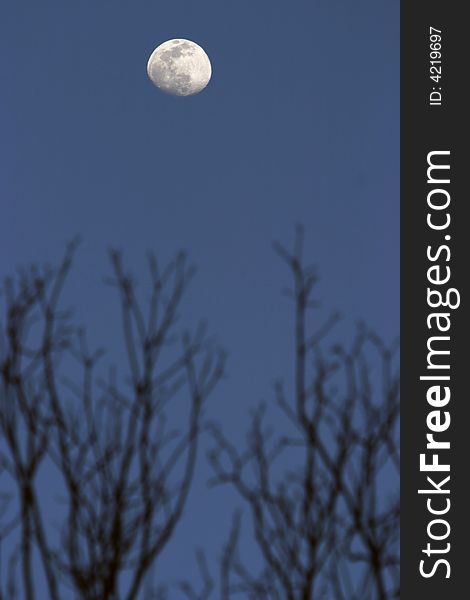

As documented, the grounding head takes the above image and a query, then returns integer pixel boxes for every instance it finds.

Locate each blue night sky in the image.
[0,0,398,592]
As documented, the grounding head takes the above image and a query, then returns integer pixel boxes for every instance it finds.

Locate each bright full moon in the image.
[147,39,212,97]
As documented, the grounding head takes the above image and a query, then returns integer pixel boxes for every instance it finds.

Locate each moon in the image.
[147,39,212,97]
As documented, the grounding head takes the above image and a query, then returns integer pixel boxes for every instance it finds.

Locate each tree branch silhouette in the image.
[204,229,399,599]
[0,245,224,599]
[1,232,398,599]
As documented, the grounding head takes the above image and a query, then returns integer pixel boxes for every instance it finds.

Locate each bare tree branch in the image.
[206,231,399,599]
[1,247,224,599]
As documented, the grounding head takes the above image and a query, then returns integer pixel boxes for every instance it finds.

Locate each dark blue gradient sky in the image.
[0,0,398,591]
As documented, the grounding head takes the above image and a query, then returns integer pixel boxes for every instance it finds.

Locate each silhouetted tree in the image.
[203,229,399,599]
[1,231,399,600]
[0,243,225,600]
